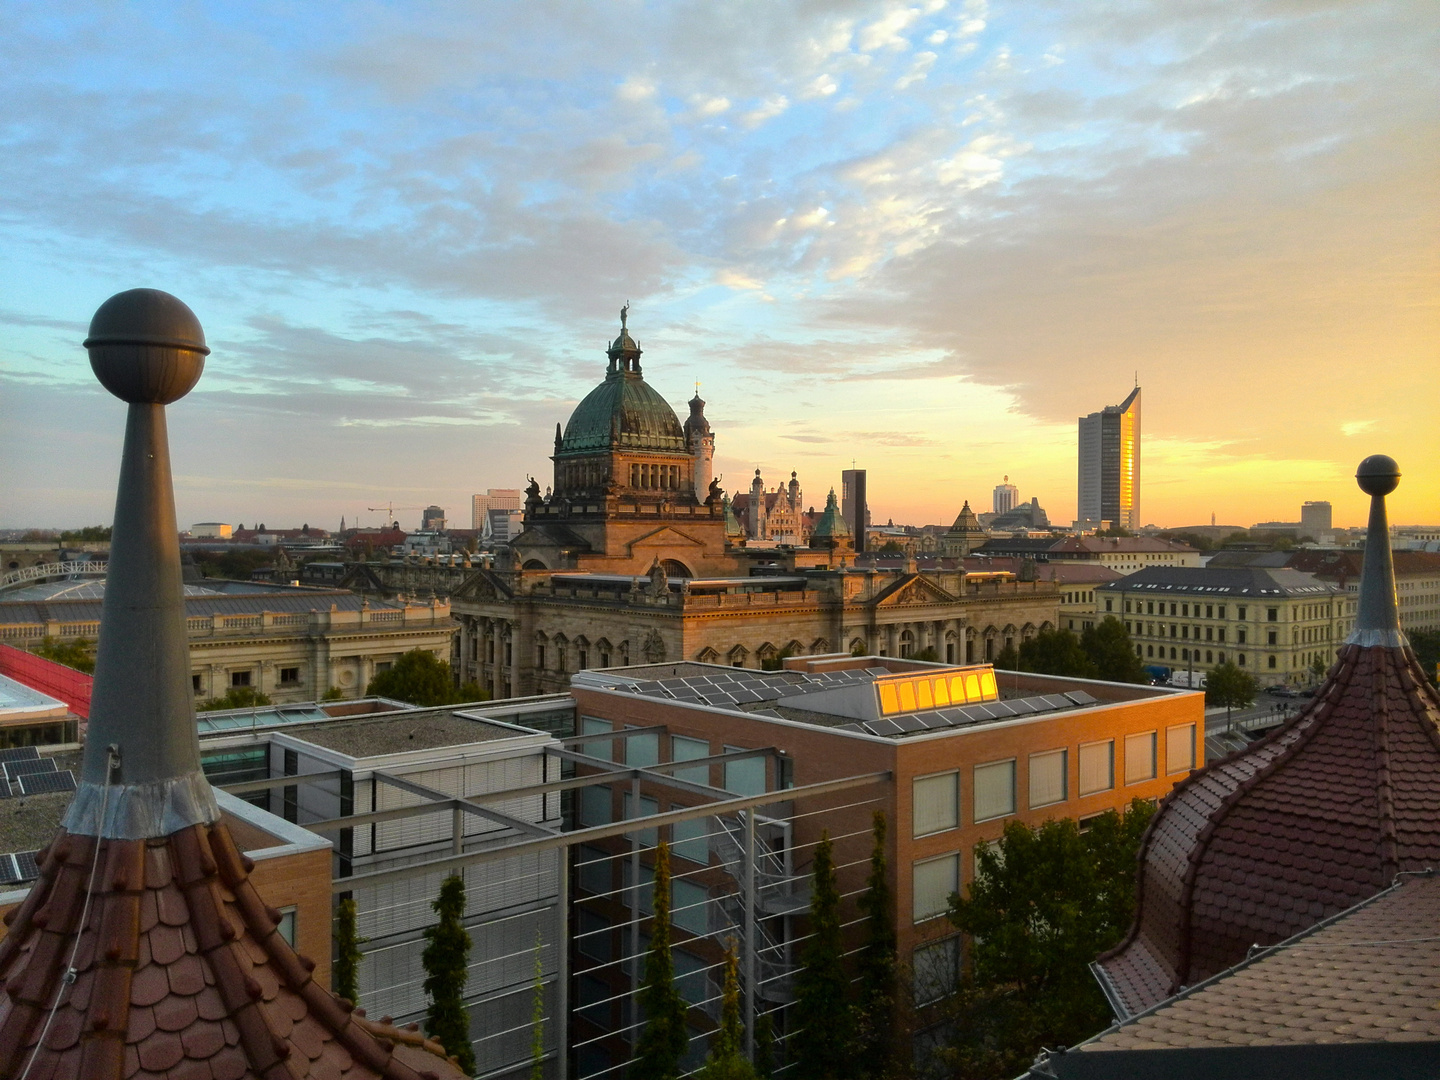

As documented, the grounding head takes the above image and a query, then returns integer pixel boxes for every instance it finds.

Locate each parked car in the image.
[1267,685,1301,698]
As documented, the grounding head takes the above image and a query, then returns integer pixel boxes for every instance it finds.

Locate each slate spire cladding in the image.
[1094,455,1440,1019]
[0,290,469,1080]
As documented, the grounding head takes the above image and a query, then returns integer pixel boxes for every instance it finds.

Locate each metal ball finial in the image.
[1355,455,1400,497]
[85,288,208,404]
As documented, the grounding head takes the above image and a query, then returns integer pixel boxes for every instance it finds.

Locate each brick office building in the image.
[566,653,1203,1068]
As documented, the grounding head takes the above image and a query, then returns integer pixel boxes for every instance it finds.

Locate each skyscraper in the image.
[841,468,868,553]
[1078,386,1141,531]
[1301,501,1333,534]
[992,475,1019,515]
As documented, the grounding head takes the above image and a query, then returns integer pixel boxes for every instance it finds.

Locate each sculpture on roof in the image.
[1094,455,1440,1020]
[0,290,470,1080]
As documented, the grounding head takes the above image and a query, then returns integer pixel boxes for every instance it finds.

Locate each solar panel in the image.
[836,722,866,733]
[5,759,56,780]
[936,708,968,725]
[699,692,737,707]
[1039,694,1074,711]
[866,667,892,676]
[863,718,903,737]
[729,689,763,704]
[1005,698,1039,716]
[0,747,39,764]
[985,700,1017,717]
[17,770,76,796]
[0,785,12,800]
[919,713,954,730]
[1064,690,1099,706]
[0,856,19,885]
[772,684,806,698]
[13,851,39,882]
[891,714,926,733]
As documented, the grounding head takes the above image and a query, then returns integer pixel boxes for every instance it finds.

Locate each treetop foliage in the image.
[944,799,1155,1080]
[366,648,486,707]
[790,832,853,1080]
[632,841,690,1080]
[1205,660,1259,710]
[995,618,1147,684]
[422,874,476,1076]
[32,635,94,674]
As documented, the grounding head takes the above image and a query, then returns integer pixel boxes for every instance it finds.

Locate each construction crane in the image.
[366,503,435,528]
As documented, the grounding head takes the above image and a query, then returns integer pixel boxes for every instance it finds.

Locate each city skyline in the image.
[1,3,1435,530]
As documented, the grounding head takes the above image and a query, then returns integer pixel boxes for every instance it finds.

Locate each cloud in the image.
[1341,420,1376,437]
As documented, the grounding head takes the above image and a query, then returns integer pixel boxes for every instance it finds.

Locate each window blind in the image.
[973,760,1016,822]
[1124,731,1156,785]
[1079,741,1113,795]
[912,771,959,837]
[912,854,959,921]
[1167,724,1195,773]
[1028,749,1067,808]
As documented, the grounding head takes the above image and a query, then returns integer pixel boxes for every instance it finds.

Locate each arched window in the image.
[660,560,691,578]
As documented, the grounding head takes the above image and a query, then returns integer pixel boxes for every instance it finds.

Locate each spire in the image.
[69,288,215,838]
[1349,454,1404,647]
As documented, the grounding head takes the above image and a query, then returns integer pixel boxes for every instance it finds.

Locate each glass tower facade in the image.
[1077,386,1141,531]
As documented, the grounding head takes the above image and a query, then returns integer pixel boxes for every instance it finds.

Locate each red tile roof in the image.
[1086,871,1440,1051]
[1095,641,1440,1017]
[0,820,468,1080]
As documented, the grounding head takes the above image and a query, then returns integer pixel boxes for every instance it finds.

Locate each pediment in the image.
[626,526,708,553]
[452,569,513,603]
[873,574,956,607]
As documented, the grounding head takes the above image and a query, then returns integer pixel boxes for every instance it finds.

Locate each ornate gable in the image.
[452,568,513,603]
[872,574,956,608]
[626,525,708,555]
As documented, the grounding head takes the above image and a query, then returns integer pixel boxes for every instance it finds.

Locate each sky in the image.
[1,0,1436,533]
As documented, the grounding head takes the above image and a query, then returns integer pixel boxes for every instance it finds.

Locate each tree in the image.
[790,832,852,1080]
[1410,630,1440,688]
[321,686,346,701]
[633,841,689,1080]
[1080,617,1148,683]
[913,646,939,663]
[1308,655,1327,681]
[1017,629,1097,679]
[59,525,111,543]
[32,636,94,674]
[200,686,272,711]
[530,929,545,1080]
[754,1013,775,1079]
[877,541,905,555]
[422,874,476,1076]
[854,812,897,1080]
[943,800,1155,1080]
[994,642,1019,671]
[367,649,466,707]
[695,945,756,1080]
[1205,660,1258,727]
[333,897,366,1005]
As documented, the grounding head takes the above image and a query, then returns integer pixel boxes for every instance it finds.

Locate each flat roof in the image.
[0,673,67,719]
[575,661,1150,740]
[288,710,535,757]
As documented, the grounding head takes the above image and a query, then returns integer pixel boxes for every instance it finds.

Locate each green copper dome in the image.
[560,307,686,454]
[561,370,686,453]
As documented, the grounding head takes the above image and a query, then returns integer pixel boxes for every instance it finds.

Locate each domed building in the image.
[510,308,733,578]
[433,309,1062,698]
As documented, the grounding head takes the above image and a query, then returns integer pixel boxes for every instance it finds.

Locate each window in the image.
[1079,740,1114,796]
[1124,732,1156,785]
[1238,606,1247,620]
[913,937,961,1005]
[672,816,710,865]
[672,879,709,936]
[671,735,710,785]
[580,786,611,827]
[1166,724,1195,774]
[1267,631,1278,646]
[276,907,296,947]
[1238,628,1247,644]
[973,760,1016,822]
[1239,653,1247,666]
[577,910,611,962]
[1267,608,1278,622]
[723,750,765,796]
[536,645,546,669]
[578,649,589,670]
[577,846,611,895]
[626,729,660,768]
[192,673,202,694]
[1268,655,1277,669]
[1105,599,1113,612]
[581,716,613,761]
[913,854,959,922]
[577,974,610,1026]
[623,792,659,847]
[1028,749,1067,808]
[230,670,252,688]
[279,667,300,685]
[912,772,960,837]
[674,949,709,1006]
